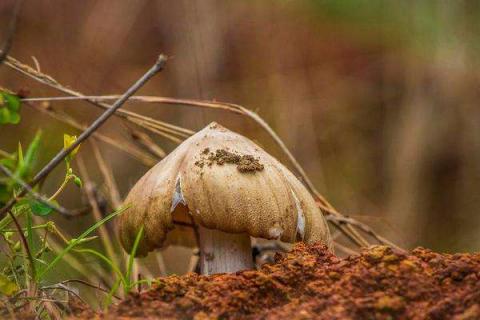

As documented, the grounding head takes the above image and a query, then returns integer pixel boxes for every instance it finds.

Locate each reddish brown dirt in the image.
[195,148,264,173]
[91,243,480,319]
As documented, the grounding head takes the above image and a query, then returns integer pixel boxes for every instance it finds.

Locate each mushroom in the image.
[118,122,332,275]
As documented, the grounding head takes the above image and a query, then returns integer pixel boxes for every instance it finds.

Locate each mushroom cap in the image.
[118,122,332,256]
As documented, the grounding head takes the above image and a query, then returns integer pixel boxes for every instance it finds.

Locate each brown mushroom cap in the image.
[118,122,332,256]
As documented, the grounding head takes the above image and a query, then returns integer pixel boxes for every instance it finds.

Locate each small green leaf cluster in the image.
[0,91,21,125]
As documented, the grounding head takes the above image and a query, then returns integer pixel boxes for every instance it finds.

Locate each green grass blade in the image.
[73,248,126,285]
[22,131,42,179]
[37,206,128,280]
[124,225,144,293]
[104,278,122,310]
[25,210,36,280]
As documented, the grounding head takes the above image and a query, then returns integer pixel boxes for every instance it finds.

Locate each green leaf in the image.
[63,134,81,162]
[0,185,10,205]
[0,273,18,296]
[0,108,11,124]
[0,157,16,171]
[17,142,24,168]
[23,131,42,172]
[15,131,42,181]
[29,199,53,217]
[73,176,83,188]
[3,231,14,242]
[8,112,20,124]
[0,92,21,125]
[2,93,21,112]
[25,210,36,277]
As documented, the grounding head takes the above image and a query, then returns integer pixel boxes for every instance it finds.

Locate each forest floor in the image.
[68,243,480,319]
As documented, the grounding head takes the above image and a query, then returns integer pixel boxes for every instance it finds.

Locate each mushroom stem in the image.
[198,226,253,275]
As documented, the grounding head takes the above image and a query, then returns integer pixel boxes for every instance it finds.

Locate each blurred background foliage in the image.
[0,0,479,272]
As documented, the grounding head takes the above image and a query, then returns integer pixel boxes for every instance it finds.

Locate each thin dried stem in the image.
[27,102,156,167]
[76,156,118,266]
[89,141,130,278]
[4,56,191,139]
[43,279,120,300]
[127,117,185,144]
[334,242,359,256]
[90,140,122,208]
[0,148,11,158]
[326,214,404,252]
[7,210,37,297]
[0,55,167,217]
[22,95,243,114]
[39,292,62,319]
[124,125,166,159]
[40,286,86,314]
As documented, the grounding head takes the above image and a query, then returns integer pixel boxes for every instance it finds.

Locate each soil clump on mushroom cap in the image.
[78,243,480,319]
[195,148,264,173]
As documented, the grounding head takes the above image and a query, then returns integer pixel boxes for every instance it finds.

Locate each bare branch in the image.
[326,214,404,252]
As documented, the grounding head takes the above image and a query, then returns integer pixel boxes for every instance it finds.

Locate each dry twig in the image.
[124,124,167,159]
[42,279,120,300]
[90,140,122,208]
[26,102,157,166]
[0,54,168,217]
[4,56,191,140]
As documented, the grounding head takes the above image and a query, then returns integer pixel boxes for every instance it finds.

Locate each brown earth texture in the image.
[76,243,480,319]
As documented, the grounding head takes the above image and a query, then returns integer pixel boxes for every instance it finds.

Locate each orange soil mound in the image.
[101,243,480,319]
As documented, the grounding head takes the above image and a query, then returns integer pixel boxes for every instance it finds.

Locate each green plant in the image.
[0,56,167,317]
[0,91,132,317]
[0,91,21,125]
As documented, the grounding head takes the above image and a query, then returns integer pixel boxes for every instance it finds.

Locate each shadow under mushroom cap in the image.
[118,122,332,256]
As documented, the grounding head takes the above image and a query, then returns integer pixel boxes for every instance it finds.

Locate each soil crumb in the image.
[91,243,480,319]
[195,148,264,173]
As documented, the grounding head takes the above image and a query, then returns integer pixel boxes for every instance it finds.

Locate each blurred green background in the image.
[1,0,479,263]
